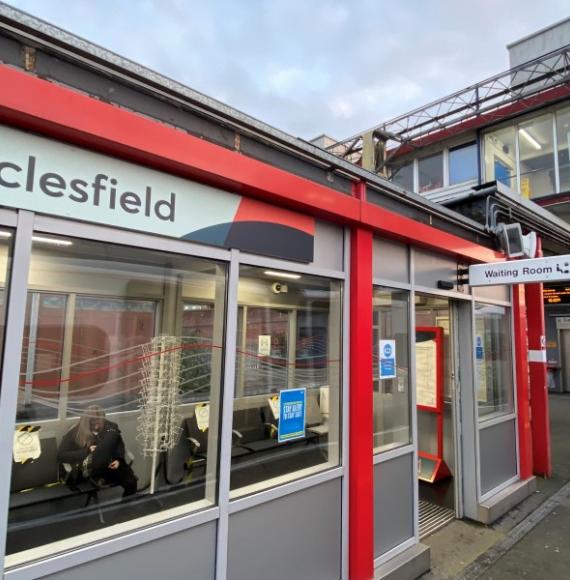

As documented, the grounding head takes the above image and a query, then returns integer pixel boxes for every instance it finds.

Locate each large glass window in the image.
[474,303,514,420]
[372,288,410,452]
[518,114,556,199]
[418,153,443,192]
[449,142,478,185]
[8,234,226,566]
[484,126,517,191]
[391,162,414,192]
[556,107,570,192]
[0,227,12,383]
[230,265,342,497]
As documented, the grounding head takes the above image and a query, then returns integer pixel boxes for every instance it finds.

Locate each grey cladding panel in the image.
[480,419,518,495]
[374,454,414,557]
[0,34,22,66]
[413,248,457,290]
[474,285,510,302]
[40,521,216,580]
[313,220,344,271]
[373,237,409,283]
[227,479,342,580]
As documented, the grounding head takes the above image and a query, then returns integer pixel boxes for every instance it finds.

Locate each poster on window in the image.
[13,426,42,463]
[258,335,271,356]
[278,388,306,443]
[415,340,437,409]
[379,339,397,379]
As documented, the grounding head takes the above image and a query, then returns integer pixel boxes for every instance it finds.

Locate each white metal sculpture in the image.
[137,335,183,494]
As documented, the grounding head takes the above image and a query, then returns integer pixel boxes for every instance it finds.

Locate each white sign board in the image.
[469,255,570,287]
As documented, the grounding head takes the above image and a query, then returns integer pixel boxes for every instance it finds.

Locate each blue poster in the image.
[475,335,484,360]
[278,388,306,443]
[379,339,397,379]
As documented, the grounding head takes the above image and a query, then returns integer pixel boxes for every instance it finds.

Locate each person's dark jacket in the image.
[58,419,127,474]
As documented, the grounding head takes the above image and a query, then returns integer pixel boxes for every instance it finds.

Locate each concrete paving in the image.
[421,393,570,580]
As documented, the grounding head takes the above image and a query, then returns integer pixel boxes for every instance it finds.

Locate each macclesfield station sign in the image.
[469,255,570,286]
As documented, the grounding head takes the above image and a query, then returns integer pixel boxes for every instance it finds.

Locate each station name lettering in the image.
[0,156,176,221]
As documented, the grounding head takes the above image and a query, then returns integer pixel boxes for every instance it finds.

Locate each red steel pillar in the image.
[525,240,552,476]
[513,284,534,479]
[349,182,374,580]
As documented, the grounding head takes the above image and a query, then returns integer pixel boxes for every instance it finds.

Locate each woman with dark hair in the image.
[58,405,137,496]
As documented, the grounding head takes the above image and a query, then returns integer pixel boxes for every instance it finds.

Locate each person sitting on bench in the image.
[58,405,137,497]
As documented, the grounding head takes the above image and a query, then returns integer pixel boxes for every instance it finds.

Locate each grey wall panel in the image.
[480,419,518,496]
[413,249,458,290]
[227,479,342,580]
[40,521,216,580]
[473,285,510,302]
[313,220,344,272]
[374,454,414,557]
[373,237,409,283]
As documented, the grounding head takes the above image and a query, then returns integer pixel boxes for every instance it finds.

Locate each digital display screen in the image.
[544,285,570,305]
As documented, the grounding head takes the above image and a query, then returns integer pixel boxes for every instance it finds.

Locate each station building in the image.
[0,6,565,580]
[328,18,570,397]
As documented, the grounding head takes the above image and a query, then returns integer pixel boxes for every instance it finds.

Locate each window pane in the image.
[418,153,443,192]
[556,107,570,192]
[231,266,342,496]
[372,288,410,452]
[0,227,12,385]
[484,126,517,190]
[8,235,226,565]
[391,163,414,191]
[475,303,514,419]
[519,114,556,199]
[449,142,478,185]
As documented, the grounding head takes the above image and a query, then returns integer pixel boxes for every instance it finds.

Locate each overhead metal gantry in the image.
[328,43,570,170]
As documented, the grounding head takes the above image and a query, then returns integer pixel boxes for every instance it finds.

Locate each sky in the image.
[6,1,570,140]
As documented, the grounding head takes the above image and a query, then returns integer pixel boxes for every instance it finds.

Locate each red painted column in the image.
[513,284,534,479]
[349,216,374,579]
[525,241,552,477]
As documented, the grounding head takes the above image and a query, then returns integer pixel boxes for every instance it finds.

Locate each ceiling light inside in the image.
[520,128,542,150]
[32,235,73,247]
[264,270,301,280]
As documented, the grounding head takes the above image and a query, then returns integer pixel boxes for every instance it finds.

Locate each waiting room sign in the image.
[469,255,570,286]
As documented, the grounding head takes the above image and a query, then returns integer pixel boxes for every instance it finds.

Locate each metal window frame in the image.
[0,210,349,578]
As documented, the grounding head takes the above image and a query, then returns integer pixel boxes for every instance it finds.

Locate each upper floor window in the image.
[483,105,570,199]
[391,163,414,192]
[418,153,443,192]
[449,142,478,185]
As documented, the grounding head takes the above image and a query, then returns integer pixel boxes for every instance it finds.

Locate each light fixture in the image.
[519,128,542,150]
[0,231,12,238]
[264,270,301,280]
[32,235,73,247]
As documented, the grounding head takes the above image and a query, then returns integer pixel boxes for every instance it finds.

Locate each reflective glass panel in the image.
[231,265,342,496]
[372,288,411,452]
[391,163,414,191]
[418,153,443,192]
[474,303,514,420]
[484,126,517,190]
[8,234,226,566]
[518,114,555,199]
[449,142,478,185]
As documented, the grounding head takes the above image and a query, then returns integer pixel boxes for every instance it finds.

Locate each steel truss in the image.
[328,43,570,167]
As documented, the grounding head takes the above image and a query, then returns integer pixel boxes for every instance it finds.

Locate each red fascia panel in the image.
[0,65,501,264]
[0,65,360,224]
[361,202,503,263]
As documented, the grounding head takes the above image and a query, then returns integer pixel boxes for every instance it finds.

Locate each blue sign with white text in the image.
[475,335,484,360]
[379,339,397,379]
[278,388,306,443]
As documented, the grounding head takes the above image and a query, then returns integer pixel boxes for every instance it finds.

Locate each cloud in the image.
[6,0,570,140]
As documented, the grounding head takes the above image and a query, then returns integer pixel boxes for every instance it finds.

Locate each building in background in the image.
[327,17,570,393]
